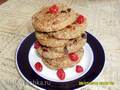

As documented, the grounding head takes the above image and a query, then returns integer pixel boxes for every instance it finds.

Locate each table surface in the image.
[0,0,120,90]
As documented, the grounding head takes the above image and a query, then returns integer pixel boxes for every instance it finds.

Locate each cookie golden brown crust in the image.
[32,4,78,32]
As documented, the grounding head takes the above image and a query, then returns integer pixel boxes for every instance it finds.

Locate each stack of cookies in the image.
[32,4,87,70]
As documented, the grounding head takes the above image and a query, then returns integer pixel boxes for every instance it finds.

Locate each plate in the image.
[16,32,105,90]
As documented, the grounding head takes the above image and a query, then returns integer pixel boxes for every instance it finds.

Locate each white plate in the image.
[28,43,94,82]
[16,32,105,90]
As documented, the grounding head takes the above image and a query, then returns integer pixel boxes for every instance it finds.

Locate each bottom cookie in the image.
[41,49,84,70]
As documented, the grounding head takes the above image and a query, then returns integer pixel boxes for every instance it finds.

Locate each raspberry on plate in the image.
[69,53,79,61]
[57,69,65,80]
[76,65,83,73]
[34,62,43,72]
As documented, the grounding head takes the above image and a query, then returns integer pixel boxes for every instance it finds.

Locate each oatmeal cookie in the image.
[42,49,84,69]
[32,4,78,32]
[49,19,86,39]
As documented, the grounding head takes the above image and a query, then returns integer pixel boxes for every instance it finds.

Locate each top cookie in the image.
[32,4,78,32]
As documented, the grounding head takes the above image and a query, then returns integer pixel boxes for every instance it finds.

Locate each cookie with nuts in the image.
[42,49,84,69]
[32,4,78,32]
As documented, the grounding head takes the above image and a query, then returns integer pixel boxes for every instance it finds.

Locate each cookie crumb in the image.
[66,25,72,28]
[64,46,68,54]
[61,10,67,13]
[67,8,71,12]
[53,21,57,25]
[45,11,50,14]
[73,39,77,44]
[81,33,87,39]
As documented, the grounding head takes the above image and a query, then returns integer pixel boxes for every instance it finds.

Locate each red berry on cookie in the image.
[34,62,43,72]
[76,65,83,73]
[76,15,85,24]
[69,53,79,61]
[49,5,59,14]
[57,69,65,80]
[34,41,41,49]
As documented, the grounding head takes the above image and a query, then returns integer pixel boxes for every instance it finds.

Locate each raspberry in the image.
[76,15,85,24]
[69,53,79,61]
[57,69,65,80]
[76,65,83,73]
[34,62,42,72]
[49,5,59,14]
[34,41,41,49]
